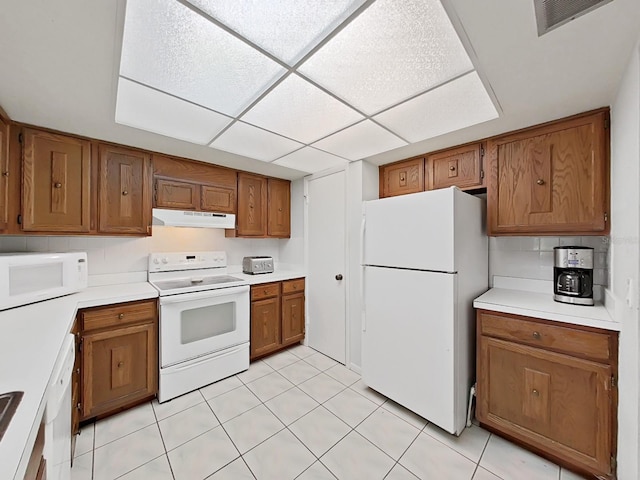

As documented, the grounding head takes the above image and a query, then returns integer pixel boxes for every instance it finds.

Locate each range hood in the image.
[152,208,235,229]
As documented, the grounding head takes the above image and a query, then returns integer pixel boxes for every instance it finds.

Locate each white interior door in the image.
[306,170,346,363]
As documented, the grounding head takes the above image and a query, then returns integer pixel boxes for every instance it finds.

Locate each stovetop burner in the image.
[148,251,248,296]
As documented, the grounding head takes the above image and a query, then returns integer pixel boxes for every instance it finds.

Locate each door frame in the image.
[303,166,350,367]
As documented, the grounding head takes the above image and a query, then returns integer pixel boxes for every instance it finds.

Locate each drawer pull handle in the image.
[54,182,62,189]
[532,331,541,340]
[536,179,545,185]
[118,313,125,319]
[122,190,129,196]
[118,362,124,368]
[532,389,539,397]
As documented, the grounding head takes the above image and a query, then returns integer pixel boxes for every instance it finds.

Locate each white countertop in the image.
[0,282,158,480]
[474,277,619,331]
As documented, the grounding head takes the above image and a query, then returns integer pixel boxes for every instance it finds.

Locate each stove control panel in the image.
[148,251,227,272]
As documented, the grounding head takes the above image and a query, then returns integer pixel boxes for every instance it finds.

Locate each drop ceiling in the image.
[115,0,498,173]
[0,0,638,180]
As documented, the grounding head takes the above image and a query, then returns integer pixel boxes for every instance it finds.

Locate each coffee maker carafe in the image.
[553,246,594,306]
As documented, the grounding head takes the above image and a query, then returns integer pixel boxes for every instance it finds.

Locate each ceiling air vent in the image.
[534,0,614,36]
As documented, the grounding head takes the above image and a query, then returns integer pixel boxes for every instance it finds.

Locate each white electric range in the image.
[148,251,249,403]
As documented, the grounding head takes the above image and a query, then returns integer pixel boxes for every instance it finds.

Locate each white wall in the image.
[346,160,379,371]
[489,236,609,295]
[610,39,640,480]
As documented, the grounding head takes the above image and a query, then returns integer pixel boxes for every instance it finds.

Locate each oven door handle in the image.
[159,285,249,304]
[167,344,248,371]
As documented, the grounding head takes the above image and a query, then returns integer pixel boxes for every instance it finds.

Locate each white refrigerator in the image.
[361,187,488,435]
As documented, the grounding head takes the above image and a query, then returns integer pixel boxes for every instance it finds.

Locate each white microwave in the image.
[0,252,88,311]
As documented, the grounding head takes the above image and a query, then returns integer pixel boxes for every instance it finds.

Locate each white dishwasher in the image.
[45,334,75,480]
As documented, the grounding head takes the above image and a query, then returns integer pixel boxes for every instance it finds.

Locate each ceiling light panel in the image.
[115,77,232,144]
[312,120,407,161]
[298,0,474,115]
[274,147,348,173]
[120,0,285,116]
[210,122,303,162]
[187,0,367,65]
[242,74,364,144]
[374,71,499,143]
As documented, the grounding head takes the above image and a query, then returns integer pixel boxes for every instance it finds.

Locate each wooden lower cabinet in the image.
[250,278,305,360]
[476,310,617,479]
[79,299,157,420]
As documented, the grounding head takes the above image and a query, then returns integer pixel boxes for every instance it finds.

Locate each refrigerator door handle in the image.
[361,266,366,332]
[360,216,366,265]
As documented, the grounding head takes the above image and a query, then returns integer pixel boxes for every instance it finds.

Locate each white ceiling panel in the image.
[273,147,348,173]
[187,0,366,65]
[210,121,304,162]
[298,0,474,115]
[312,120,407,161]
[120,0,286,116]
[242,74,364,144]
[115,77,232,145]
[375,71,499,143]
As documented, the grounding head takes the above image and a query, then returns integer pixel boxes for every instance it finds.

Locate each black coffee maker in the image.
[553,246,594,305]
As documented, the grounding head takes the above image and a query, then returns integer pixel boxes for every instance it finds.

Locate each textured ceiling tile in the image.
[312,120,407,161]
[210,121,304,162]
[242,74,364,144]
[120,0,285,116]
[298,0,473,115]
[187,0,367,64]
[374,71,499,142]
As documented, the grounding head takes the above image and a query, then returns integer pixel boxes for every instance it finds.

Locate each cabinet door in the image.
[201,184,236,213]
[0,117,8,230]
[427,143,483,190]
[98,144,152,235]
[281,292,304,346]
[22,129,91,232]
[477,335,612,476]
[488,111,608,235]
[82,322,157,419]
[237,173,267,236]
[379,157,424,198]
[250,297,280,359]
[267,178,290,237]
[155,178,197,210]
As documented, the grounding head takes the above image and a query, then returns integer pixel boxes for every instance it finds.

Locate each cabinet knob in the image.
[536,179,545,185]
[118,313,125,319]
[54,182,62,188]
[532,389,540,397]
[532,331,541,340]
[263,289,268,295]
[122,190,128,196]
[278,208,282,212]
[2,171,8,177]
[118,361,124,368]
[76,403,81,411]
[449,166,456,171]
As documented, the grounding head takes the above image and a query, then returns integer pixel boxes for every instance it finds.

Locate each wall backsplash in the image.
[489,236,609,289]
[0,228,285,277]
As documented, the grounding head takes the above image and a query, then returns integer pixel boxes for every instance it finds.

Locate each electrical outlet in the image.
[625,278,635,308]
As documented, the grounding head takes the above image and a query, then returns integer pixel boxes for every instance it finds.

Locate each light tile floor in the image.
[71,344,585,480]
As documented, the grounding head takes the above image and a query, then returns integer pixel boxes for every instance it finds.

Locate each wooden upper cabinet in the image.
[267,178,291,237]
[487,110,609,235]
[427,143,484,191]
[22,128,91,232]
[98,144,152,235]
[237,173,267,236]
[379,157,424,198]
[201,184,236,213]
[0,117,9,231]
[155,179,198,210]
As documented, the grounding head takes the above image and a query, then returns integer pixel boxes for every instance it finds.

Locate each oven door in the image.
[159,285,249,367]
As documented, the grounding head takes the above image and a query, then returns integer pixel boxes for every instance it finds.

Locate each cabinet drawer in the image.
[82,300,157,332]
[282,278,305,295]
[479,311,612,362]
[251,282,280,300]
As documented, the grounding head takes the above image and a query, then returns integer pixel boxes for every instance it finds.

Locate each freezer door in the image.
[362,266,466,434]
[363,188,455,272]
